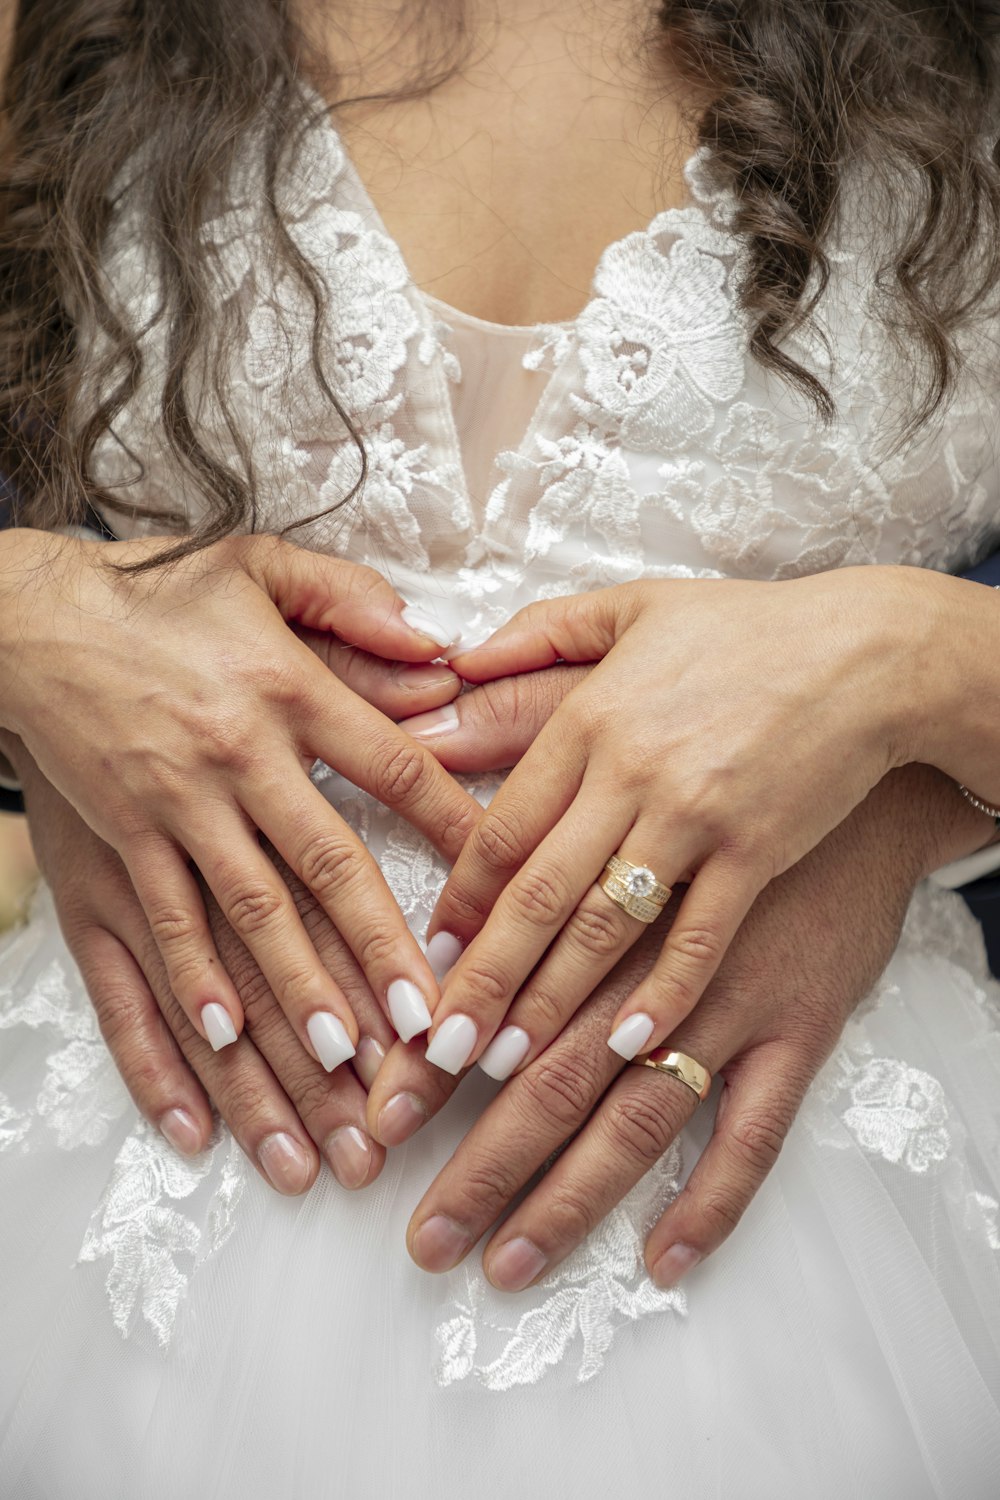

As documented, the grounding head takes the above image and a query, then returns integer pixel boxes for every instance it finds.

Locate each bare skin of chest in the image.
[301,0,697,326]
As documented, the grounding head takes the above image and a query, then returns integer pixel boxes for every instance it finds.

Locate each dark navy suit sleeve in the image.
[955,548,1000,974]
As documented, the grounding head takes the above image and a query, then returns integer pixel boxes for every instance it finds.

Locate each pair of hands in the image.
[13,662,983,1288]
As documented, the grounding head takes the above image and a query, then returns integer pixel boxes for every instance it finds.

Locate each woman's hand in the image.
[15,744,399,1192]
[413,567,935,1077]
[0,527,480,1066]
[381,763,991,1286]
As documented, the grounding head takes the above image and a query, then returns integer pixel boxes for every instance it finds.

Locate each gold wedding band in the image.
[597,855,672,924]
[631,1047,712,1102]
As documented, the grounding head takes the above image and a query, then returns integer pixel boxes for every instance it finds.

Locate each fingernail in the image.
[607,1012,655,1061]
[400,704,460,741]
[355,1036,386,1090]
[376,1091,428,1146]
[387,979,433,1042]
[488,1236,548,1292]
[159,1107,202,1157]
[478,1025,531,1081]
[258,1131,312,1195]
[425,1013,478,1075]
[306,1011,356,1072]
[411,1214,473,1272]
[650,1242,701,1289]
[202,1001,238,1051]
[324,1125,374,1189]
[424,930,463,980]
[400,606,456,650]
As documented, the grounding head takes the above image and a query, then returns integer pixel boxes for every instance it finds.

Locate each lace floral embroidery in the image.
[840,1058,951,1173]
[434,1146,685,1391]
[78,1122,248,1348]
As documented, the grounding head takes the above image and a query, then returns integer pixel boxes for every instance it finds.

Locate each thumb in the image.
[398,665,592,771]
[446,584,644,682]
[237,536,460,662]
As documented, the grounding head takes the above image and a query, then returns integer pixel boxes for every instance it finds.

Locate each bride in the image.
[1,0,1000,1493]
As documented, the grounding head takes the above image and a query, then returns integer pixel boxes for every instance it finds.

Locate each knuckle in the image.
[697,1188,743,1240]
[602,1091,679,1166]
[566,901,625,958]
[727,1111,787,1177]
[233,965,276,1021]
[146,904,201,952]
[545,1185,597,1244]
[353,926,398,975]
[193,712,255,775]
[672,924,726,970]
[290,1070,342,1121]
[517,983,567,1033]
[507,866,569,927]
[468,811,528,874]
[371,742,430,806]
[298,832,359,900]
[520,1052,602,1129]
[454,1159,523,1219]
[436,799,481,858]
[460,960,511,1011]
[225,882,285,939]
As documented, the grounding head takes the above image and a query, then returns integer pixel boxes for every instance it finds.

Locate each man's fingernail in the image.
[159,1107,202,1157]
[201,1002,238,1051]
[355,1036,386,1090]
[397,664,458,692]
[400,606,456,649]
[607,1012,655,1060]
[377,1091,428,1146]
[487,1236,548,1292]
[650,1242,701,1289]
[324,1125,374,1190]
[425,1014,478,1075]
[306,1011,356,1072]
[387,979,433,1042]
[400,704,460,741]
[258,1132,312,1195]
[424,930,463,980]
[411,1214,473,1272]
[478,1025,531,1081]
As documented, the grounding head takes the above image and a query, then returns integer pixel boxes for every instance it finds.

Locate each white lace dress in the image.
[2,108,1000,1499]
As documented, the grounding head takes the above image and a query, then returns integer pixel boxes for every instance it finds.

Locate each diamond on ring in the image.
[597,856,672,924]
[623,866,657,899]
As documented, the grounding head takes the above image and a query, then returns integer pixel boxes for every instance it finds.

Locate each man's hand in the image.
[373,761,991,1286]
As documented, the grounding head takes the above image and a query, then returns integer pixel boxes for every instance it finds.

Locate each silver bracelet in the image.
[958,784,1000,824]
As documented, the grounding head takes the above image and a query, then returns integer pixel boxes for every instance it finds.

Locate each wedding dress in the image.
[1,102,1000,1499]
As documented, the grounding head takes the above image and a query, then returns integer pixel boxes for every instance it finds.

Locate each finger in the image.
[606,850,764,1057]
[479,1017,734,1291]
[446,584,645,681]
[123,835,246,1049]
[300,629,462,720]
[405,995,623,1271]
[643,1041,810,1288]
[399,665,592,773]
[297,659,482,864]
[244,772,440,1047]
[476,884,676,1081]
[237,535,461,659]
[422,795,623,1078]
[205,900,387,1191]
[427,718,587,945]
[185,804,367,1069]
[128,926,324,1196]
[76,921,213,1157]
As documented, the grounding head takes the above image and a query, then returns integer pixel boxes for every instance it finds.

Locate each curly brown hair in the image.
[2,0,999,563]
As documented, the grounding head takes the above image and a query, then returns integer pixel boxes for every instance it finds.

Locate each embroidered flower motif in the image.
[435,1147,685,1390]
[381,822,449,925]
[575,234,744,449]
[37,1038,129,1150]
[0,1092,30,1151]
[78,1123,228,1348]
[842,1059,951,1173]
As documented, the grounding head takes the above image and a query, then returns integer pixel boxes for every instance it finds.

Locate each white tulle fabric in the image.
[2,99,1000,1497]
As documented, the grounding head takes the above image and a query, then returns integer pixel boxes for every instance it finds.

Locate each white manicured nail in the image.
[387,979,433,1042]
[425,930,463,981]
[306,1011,356,1072]
[478,1025,531,1081]
[202,1002,238,1051]
[400,606,456,649]
[425,1014,478,1074]
[607,1012,655,1060]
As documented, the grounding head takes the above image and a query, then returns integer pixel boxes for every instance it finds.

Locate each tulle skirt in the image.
[1,874,999,1500]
